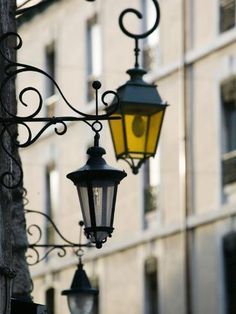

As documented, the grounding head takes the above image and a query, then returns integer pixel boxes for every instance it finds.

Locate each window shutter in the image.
[220,0,236,32]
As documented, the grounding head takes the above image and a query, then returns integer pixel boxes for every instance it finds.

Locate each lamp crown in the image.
[87,146,106,158]
[127,68,147,85]
[62,261,98,295]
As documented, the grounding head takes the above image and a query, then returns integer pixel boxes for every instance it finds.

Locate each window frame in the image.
[86,14,102,103]
[219,0,236,33]
[220,76,236,186]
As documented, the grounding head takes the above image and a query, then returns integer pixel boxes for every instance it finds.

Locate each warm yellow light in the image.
[132,115,145,137]
[106,67,168,174]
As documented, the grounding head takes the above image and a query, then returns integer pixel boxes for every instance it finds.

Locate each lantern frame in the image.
[67,145,127,249]
[107,68,168,174]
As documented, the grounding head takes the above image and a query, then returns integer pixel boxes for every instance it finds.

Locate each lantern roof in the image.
[67,146,127,183]
[110,68,167,114]
[62,262,98,296]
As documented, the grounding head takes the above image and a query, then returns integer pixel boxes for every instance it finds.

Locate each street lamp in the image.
[67,82,127,249]
[107,67,167,174]
[62,260,98,314]
[107,0,168,174]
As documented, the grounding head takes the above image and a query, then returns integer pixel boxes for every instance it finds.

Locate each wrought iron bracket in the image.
[0,32,119,189]
[25,209,92,266]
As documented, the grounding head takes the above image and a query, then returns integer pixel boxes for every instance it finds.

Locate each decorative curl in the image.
[26,247,40,266]
[24,209,92,265]
[25,209,77,245]
[119,0,160,39]
[0,32,120,121]
[18,87,43,119]
[54,121,67,136]
[27,224,42,246]
[101,90,119,110]
[18,120,67,148]
[0,32,22,63]
[26,247,67,266]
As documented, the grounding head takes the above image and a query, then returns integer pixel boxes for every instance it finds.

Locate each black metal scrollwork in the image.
[0,32,120,189]
[0,126,23,189]
[0,32,119,122]
[25,209,92,266]
[119,0,160,68]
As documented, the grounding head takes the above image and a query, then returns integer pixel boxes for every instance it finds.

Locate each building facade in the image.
[17,0,236,314]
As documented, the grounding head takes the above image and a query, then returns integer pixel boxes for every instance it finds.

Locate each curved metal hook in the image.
[25,209,79,246]
[119,0,160,68]
[17,120,67,148]
[0,32,22,63]
[119,0,160,40]
[27,224,42,246]
[24,209,93,265]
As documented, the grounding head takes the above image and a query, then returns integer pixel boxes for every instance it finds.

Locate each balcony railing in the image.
[222,150,236,185]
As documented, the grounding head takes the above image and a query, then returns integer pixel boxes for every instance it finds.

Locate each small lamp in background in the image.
[61,260,98,314]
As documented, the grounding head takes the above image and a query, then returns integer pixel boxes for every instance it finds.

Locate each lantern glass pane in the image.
[92,180,115,227]
[146,110,165,154]
[68,293,94,314]
[77,186,91,226]
[124,113,148,158]
[77,180,116,244]
[108,114,125,156]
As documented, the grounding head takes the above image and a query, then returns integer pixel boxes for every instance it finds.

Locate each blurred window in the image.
[221,76,236,185]
[223,232,236,314]
[141,0,160,71]
[91,277,99,314]
[86,15,102,102]
[45,43,57,117]
[45,164,59,245]
[143,154,160,221]
[144,257,158,314]
[220,0,236,33]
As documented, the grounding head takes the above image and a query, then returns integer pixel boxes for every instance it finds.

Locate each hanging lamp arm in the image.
[118,0,160,40]
[118,0,160,67]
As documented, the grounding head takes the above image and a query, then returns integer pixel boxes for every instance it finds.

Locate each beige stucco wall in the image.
[16,0,236,313]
